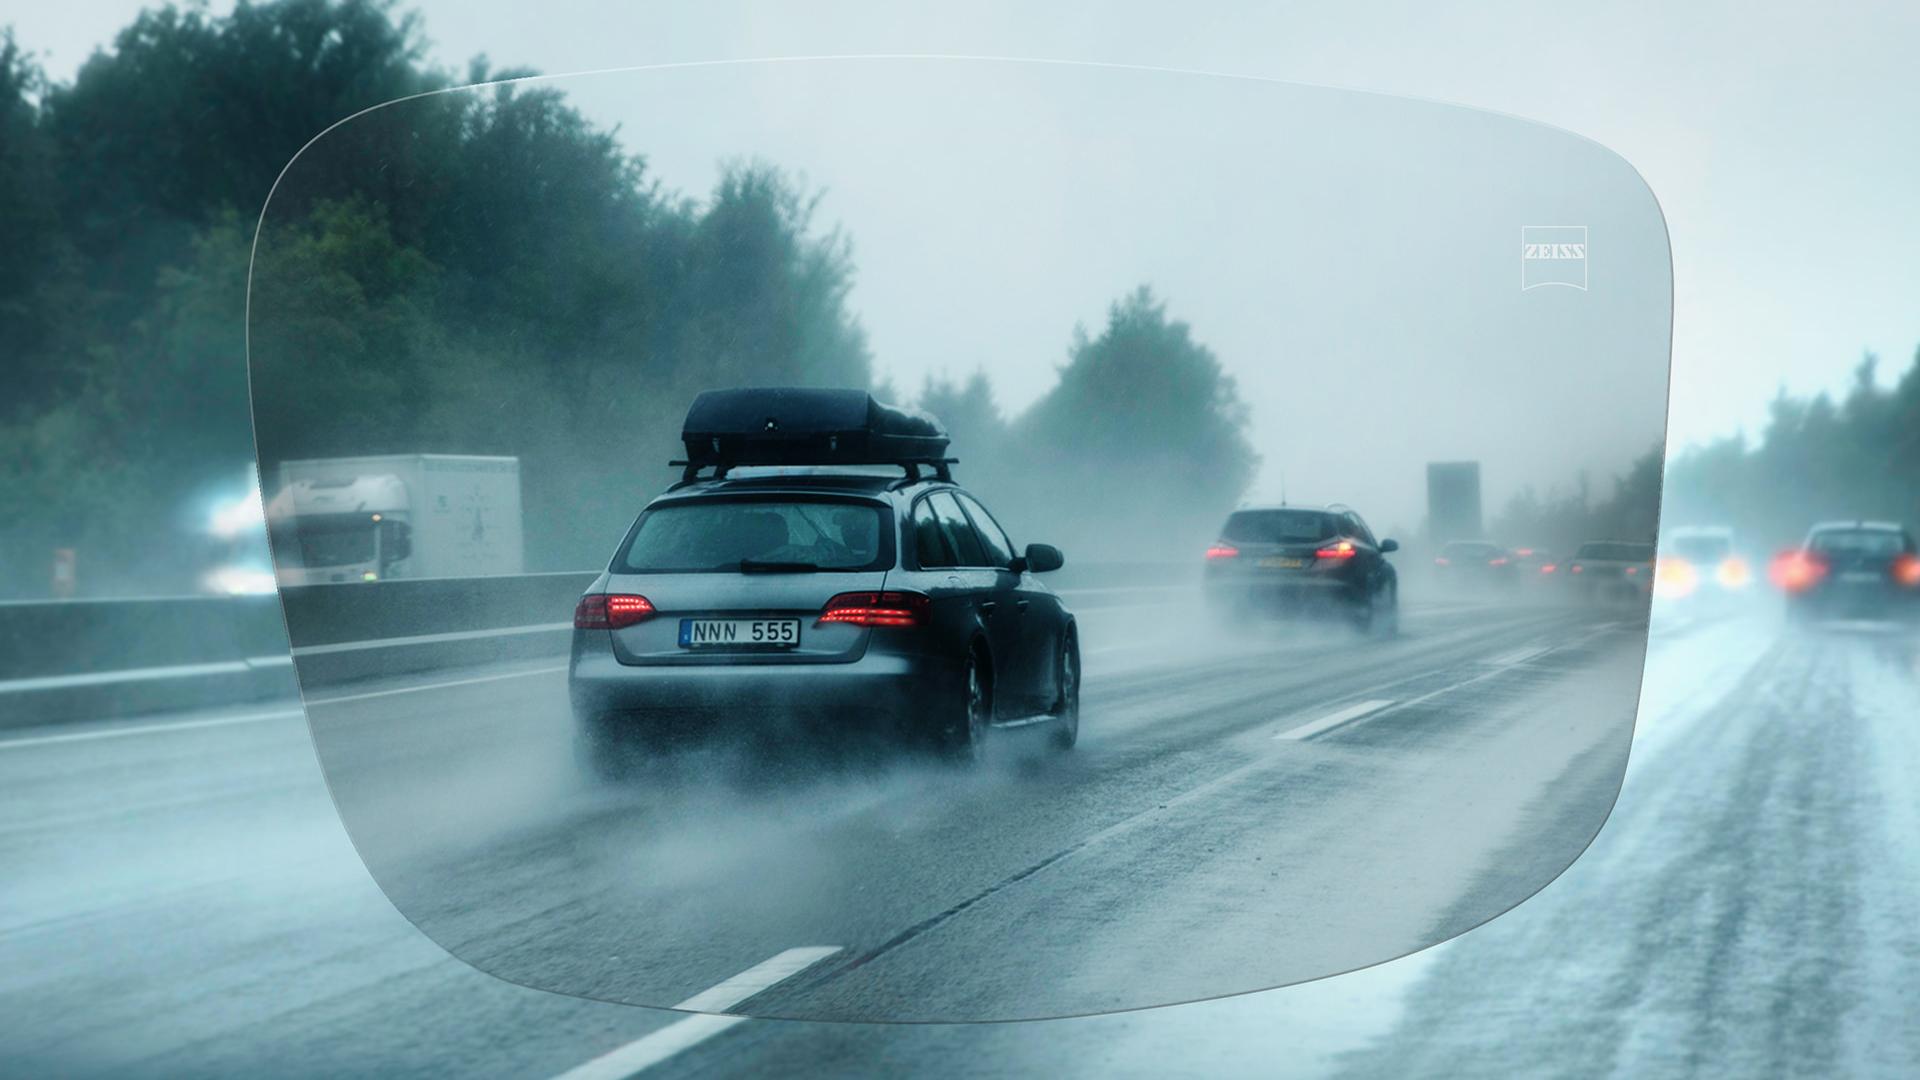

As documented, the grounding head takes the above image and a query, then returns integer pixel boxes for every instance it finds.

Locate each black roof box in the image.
[678,388,952,481]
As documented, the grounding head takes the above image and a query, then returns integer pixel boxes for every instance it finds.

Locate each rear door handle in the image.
[1015,599,1030,613]
[979,601,998,616]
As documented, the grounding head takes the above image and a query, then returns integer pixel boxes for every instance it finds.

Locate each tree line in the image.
[0,1,1256,594]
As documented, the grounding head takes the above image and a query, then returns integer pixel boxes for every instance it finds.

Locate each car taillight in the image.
[1315,540,1357,560]
[1205,543,1240,560]
[1488,556,1509,566]
[1654,557,1697,599]
[1768,550,1828,593]
[1541,563,1557,574]
[1570,564,1584,574]
[1893,554,1920,587]
[574,593,655,629]
[819,591,930,628]
[1434,556,1451,566]
[1716,557,1753,589]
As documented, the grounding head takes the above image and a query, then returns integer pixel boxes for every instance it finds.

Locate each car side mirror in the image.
[1022,542,1065,573]
[1380,538,1400,553]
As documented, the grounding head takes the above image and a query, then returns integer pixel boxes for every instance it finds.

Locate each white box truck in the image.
[265,455,524,584]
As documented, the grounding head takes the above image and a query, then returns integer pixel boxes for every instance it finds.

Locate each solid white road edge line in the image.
[0,665,570,749]
[0,707,306,750]
[1276,699,1396,740]
[303,664,569,706]
[548,947,842,1080]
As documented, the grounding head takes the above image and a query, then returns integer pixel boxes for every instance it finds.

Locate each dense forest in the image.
[0,1,1256,593]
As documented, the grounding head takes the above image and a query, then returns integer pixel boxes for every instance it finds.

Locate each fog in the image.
[546,60,1670,534]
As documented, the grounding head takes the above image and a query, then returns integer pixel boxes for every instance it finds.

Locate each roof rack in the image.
[670,388,954,486]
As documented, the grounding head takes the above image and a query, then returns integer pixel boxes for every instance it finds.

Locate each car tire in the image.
[1050,630,1080,752]
[940,647,993,765]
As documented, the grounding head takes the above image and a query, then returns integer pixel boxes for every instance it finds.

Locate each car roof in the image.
[653,471,950,504]
[1809,519,1906,533]
[1230,504,1344,515]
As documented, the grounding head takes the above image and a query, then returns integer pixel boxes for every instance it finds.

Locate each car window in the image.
[928,492,990,566]
[1810,529,1910,556]
[1343,512,1377,546]
[955,492,1016,568]
[1221,509,1335,543]
[911,498,956,568]
[616,498,889,572]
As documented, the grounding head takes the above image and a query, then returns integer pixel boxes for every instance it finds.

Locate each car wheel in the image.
[1050,631,1080,751]
[942,647,993,764]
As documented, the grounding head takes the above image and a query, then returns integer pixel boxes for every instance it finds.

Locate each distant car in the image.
[568,389,1079,776]
[1203,504,1400,633]
[1657,526,1754,600]
[1432,540,1519,591]
[1772,521,1920,621]
[1566,540,1657,604]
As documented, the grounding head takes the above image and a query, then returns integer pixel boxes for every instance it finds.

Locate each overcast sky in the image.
[11,1,1918,513]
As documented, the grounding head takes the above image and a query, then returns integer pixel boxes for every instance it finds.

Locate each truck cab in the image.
[266,474,414,585]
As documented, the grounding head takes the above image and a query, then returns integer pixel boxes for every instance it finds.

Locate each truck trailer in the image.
[265,455,523,584]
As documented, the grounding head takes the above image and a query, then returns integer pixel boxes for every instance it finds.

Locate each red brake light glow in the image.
[1434,556,1451,566]
[1206,543,1240,560]
[1892,553,1920,588]
[1488,556,1510,566]
[1571,564,1584,574]
[1541,563,1558,574]
[819,591,930,628]
[1315,540,1357,560]
[574,593,655,629]
[1768,550,1828,593]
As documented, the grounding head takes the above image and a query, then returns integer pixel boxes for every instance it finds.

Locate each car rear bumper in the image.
[569,637,958,739]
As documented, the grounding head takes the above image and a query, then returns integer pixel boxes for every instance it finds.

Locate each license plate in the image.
[1839,571,1881,584]
[678,618,801,648]
[1259,556,1306,569]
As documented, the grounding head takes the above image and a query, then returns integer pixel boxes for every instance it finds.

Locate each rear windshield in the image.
[1810,529,1912,556]
[615,498,892,572]
[1221,510,1336,543]
[1576,541,1655,562]
[1669,535,1732,562]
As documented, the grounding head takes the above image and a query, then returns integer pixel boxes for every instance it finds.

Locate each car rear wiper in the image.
[737,559,821,573]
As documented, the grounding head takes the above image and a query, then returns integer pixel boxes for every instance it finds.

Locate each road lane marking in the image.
[1487,645,1550,667]
[304,664,568,706]
[1276,699,1396,740]
[548,947,841,1080]
[0,707,305,750]
[0,665,568,749]
[291,621,571,656]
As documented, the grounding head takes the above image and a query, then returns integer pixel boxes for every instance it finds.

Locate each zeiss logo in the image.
[1521,225,1587,290]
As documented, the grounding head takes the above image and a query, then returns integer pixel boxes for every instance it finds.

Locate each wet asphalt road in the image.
[5,596,1915,1076]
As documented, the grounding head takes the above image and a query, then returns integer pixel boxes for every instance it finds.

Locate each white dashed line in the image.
[1275,699,1396,740]
[1486,645,1550,667]
[547,947,842,1080]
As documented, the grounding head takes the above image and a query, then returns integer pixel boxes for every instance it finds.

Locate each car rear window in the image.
[1810,529,1912,556]
[1222,510,1336,543]
[1576,541,1655,561]
[615,498,891,572]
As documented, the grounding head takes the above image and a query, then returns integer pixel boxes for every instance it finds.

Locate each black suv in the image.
[569,389,1079,775]
[1776,520,1920,620]
[1203,504,1400,633]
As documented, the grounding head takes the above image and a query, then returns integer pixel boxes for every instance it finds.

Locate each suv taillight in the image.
[1893,553,1920,587]
[1315,540,1358,560]
[1205,543,1240,560]
[1768,550,1828,593]
[574,593,655,629]
[819,591,930,628]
